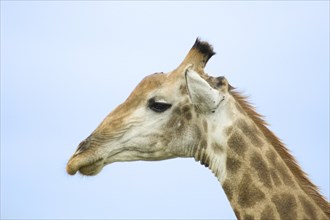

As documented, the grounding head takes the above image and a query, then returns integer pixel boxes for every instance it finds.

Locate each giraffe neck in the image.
[193,107,329,219]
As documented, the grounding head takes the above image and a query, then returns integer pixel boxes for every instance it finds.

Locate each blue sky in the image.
[1,1,329,219]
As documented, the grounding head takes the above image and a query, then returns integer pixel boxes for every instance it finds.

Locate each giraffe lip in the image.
[78,158,104,176]
[66,144,127,176]
[66,155,105,176]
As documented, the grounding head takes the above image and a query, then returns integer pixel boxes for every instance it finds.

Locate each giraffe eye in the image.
[148,98,172,113]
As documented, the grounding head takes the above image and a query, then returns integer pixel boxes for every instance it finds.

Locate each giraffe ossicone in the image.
[67,38,329,219]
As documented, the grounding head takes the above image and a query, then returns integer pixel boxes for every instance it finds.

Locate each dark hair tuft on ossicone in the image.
[192,38,216,63]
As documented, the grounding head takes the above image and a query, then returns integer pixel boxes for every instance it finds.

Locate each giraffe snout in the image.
[66,135,103,176]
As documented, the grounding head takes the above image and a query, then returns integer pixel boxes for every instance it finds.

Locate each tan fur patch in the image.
[277,163,295,186]
[235,102,245,115]
[299,195,317,219]
[260,205,275,220]
[270,169,282,186]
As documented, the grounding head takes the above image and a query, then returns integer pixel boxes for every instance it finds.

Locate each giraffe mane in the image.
[230,88,330,217]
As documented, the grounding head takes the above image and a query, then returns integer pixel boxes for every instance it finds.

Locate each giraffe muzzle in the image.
[66,151,105,176]
[66,136,106,176]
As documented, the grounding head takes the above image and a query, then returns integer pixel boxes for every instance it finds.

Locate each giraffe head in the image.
[66,39,230,176]
[66,39,330,219]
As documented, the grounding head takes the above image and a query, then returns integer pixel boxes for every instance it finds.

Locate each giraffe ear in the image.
[185,68,223,113]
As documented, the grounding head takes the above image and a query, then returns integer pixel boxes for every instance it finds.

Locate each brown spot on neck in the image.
[250,152,272,188]
[226,156,241,174]
[237,173,265,208]
[243,214,254,220]
[272,193,298,220]
[236,119,263,148]
[227,131,247,157]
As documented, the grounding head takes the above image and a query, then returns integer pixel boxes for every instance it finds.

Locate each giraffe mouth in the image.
[78,158,104,176]
[66,146,175,176]
[66,147,131,176]
[66,154,105,176]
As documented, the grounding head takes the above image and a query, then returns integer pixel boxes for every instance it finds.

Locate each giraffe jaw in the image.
[66,145,176,176]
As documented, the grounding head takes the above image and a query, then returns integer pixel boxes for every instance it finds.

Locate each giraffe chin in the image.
[78,162,104,176]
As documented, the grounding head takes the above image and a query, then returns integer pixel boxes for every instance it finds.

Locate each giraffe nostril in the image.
[74,136,91,155]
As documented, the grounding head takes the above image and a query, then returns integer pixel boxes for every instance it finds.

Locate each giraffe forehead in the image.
[103,73,171,122]
[129,72,186,100]
[130,73,168,98]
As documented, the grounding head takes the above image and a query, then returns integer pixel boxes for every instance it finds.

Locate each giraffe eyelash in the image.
[148,98,172,113]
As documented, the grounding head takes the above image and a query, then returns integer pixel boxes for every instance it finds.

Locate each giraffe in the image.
[67,39,329,219]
